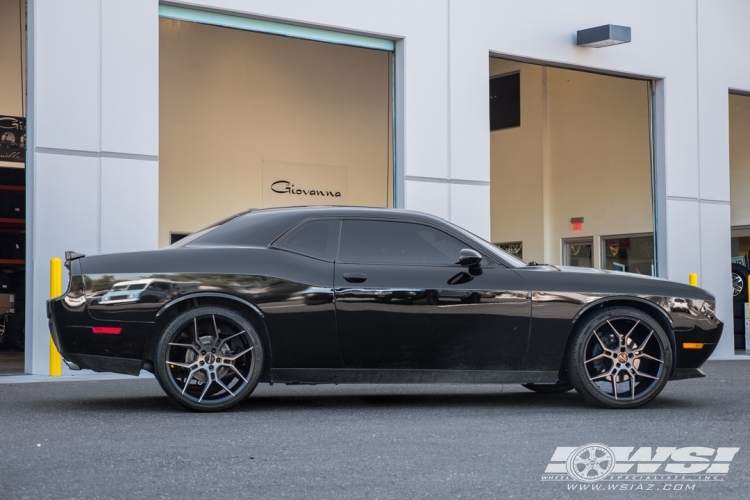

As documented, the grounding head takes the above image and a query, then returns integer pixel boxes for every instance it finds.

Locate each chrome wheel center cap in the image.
[204,353,216,364]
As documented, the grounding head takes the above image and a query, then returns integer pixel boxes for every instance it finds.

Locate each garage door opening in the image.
[489,58,656,275]
[159,8,395,247]
[0,0,26,375]
[729,91,750,354]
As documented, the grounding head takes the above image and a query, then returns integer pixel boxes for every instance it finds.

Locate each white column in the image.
[27,0,159,374]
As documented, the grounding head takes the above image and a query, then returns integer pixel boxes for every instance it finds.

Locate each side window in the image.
[276,219,341,261]
[338,220,469,265]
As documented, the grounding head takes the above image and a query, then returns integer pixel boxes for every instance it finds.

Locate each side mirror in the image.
[458,248,482,268]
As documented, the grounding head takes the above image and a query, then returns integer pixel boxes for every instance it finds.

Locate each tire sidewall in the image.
[568,307,673,409]
[732,264,748,303]
[154,306,264,412]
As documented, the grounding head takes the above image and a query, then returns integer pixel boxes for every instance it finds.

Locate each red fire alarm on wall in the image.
[570,217,584,232]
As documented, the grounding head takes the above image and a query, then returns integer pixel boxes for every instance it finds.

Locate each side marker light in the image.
[92,327,122,335]
[682,343,704,349]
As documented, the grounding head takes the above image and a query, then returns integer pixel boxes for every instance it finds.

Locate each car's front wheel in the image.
[154,306,264,412]
[567,307,673,409]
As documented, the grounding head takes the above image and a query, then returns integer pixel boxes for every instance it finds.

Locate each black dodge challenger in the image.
[48,207,722,411]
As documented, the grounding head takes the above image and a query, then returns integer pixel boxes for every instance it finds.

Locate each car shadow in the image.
[15,384,704,415]
[236,391,701,413]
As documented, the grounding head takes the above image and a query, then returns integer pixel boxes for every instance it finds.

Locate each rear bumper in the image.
[63,353,142,376]
[47,295,154,376]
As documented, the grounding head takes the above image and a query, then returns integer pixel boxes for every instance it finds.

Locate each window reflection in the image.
[564,240,593,268]
[495,242,523,261]
[602,235,654,276]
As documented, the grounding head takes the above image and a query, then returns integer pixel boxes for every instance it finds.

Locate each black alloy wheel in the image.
[154,306,263,412]
[732,263,748,303]
[567,307,673,409]
[522,382,574,394]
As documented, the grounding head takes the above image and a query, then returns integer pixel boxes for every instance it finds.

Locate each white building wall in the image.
[26,0,745,372]
[27,0,158,374]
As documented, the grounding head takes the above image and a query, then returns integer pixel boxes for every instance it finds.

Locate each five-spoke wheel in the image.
[154,306,264,412]
[568,307,673,409]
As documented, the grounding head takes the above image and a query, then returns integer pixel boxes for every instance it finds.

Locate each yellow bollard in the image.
[49,257,63,377]
[688,273,698,287]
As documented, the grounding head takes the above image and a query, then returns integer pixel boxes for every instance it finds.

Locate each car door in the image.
[334,218,531,370]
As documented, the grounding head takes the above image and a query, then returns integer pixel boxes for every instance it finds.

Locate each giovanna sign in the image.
[270,180,342,198]
[542,444,740,492]
[262,160,348,208]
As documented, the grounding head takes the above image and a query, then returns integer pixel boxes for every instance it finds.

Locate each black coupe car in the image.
[48,207,722,411]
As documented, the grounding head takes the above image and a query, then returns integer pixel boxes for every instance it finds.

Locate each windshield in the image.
[442,220,527,268]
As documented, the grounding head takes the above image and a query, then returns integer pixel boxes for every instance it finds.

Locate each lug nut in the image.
[212,349,216,354]
[201,350,206,355]
[200,361,205,366]
[217,358,222,363]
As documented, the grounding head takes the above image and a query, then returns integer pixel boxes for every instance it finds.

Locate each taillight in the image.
[92,327,122,335]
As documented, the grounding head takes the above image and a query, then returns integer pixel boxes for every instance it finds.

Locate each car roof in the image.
[241,206,445,223]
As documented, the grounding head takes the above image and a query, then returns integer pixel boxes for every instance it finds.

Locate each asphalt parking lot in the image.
[1,360,748,500]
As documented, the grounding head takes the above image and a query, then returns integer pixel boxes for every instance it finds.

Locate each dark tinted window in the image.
[276,219,340,261]
[490,73,520,131]
[338,220,467,265]
[185,210,308,248]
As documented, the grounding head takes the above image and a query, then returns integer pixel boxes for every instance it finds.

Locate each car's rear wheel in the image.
[522,382,574,394]
[154,306,263,412]
[567,307,672,409]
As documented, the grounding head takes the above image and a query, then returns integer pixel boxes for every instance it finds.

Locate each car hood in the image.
[519,264,712,302]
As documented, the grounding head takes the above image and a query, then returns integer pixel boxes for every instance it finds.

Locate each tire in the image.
[733,301,746,319]
[732,263,748,303]
[522,382,574,394]
[0,313,11,350]
[735,334,746,350]
[6,312,24,352]
[154,306,264,412]
[734,317,746,335]
[567,307,673,409]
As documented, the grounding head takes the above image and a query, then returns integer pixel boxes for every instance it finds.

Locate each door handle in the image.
[343,273,368,283]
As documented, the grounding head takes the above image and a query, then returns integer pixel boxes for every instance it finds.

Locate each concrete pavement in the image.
[0,360,748,500]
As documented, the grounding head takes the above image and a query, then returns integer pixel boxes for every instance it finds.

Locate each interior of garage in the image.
[159,17,394,247]
[0,0,26,374]
[729,91,750,352]
[489,58,655,276]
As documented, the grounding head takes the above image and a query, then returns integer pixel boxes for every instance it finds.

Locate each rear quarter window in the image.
[274,219,341,261]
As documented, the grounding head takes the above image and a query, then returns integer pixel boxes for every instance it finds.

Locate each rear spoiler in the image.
[64,251,86,271]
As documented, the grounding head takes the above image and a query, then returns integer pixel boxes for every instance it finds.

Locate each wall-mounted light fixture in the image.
[577,24,631,48]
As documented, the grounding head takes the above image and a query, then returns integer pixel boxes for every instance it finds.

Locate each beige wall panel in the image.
[489,60,546,263]
[730,93,750,227]
[159,19,391,246]
[547,68,653,264]
[490,59,653,266]
[0,0,25,168]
